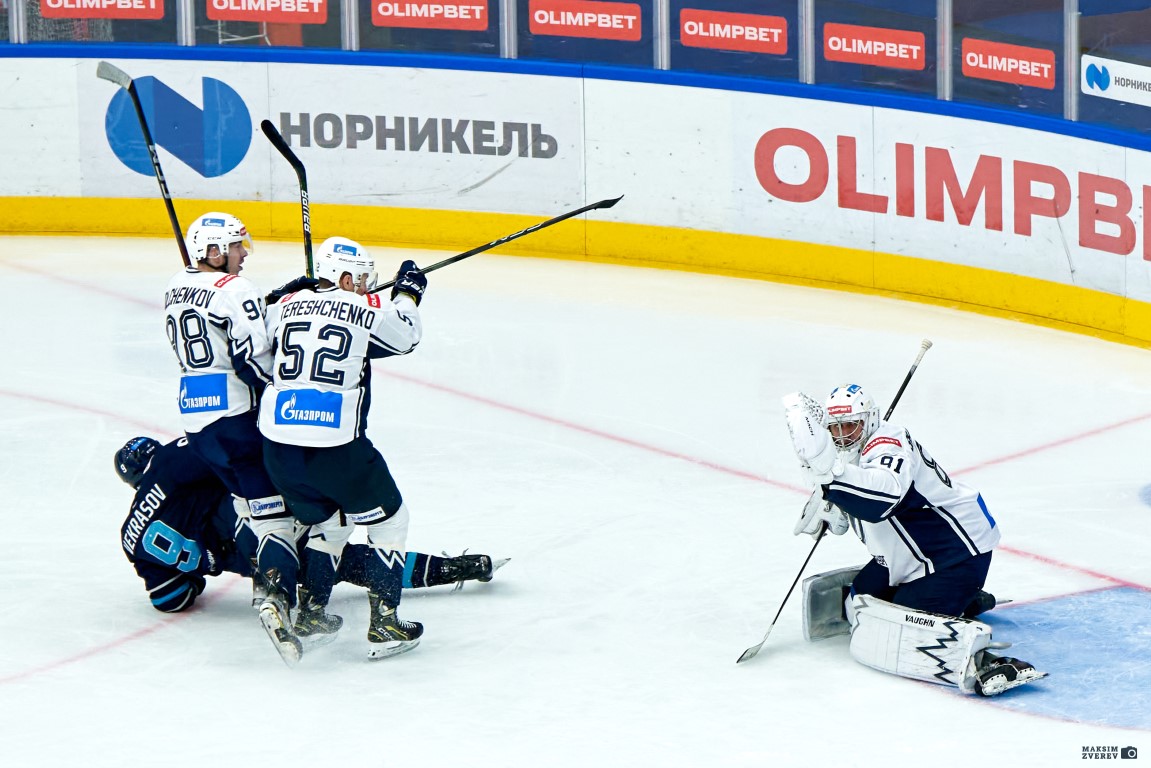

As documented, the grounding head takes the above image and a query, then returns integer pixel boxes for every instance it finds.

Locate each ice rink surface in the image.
[1,234,1149,767]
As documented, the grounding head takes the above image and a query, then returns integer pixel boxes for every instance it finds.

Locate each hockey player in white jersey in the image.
[257,236,429,664]
[783,384,1045,696]
[163,212,296,630]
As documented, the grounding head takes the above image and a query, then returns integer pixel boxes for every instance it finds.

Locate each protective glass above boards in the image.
[1076,0,1151,135]
[668,0,799,82]
[358,0,501,56]
[515,0,654,68]
[19,0,174,44]
[951,0,1064,117]
[813,0,937,99]
[193,0,337,48]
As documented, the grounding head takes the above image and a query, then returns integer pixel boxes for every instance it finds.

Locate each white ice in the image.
[1,234,1149,767]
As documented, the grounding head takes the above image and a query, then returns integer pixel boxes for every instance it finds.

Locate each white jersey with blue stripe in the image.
[163,269,273,433]
[824,423,1001,587]
[258,286,421,448]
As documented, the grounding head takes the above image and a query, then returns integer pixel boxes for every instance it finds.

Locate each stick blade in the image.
[593,195,624,209]
[736,623,775,664]
[261,118,306,174]
[736,643,764,664]
[96,61,131,89]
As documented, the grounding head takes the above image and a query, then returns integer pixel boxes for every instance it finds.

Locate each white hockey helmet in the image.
[824,384,880,454]
[315,236,377,293]
[186,212,252,263]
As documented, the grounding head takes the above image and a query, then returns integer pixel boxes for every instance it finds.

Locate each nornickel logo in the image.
[1086,63,1111,91]
[105,76,252,178]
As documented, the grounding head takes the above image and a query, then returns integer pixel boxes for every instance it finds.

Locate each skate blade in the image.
[298,630,340,652]
[367,638,420,660]
[479,557,511,582]
[259,606,302,667]
[979,670,1048,696]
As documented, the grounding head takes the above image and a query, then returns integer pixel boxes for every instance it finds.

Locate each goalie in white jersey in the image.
[257,236,429,664]
[163,213,294,622]
[783,384,1045,696]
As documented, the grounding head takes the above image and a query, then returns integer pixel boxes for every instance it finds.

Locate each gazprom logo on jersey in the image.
[105,76,252,178]
[179,374,228,413]
[1085,63,1111,91]
[276,390,341,428]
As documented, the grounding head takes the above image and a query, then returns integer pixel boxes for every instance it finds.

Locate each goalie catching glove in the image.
[782,392,840,484]
[794,489,849,539]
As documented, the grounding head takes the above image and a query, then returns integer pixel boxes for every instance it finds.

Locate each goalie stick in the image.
[96,61,191,268]
[736,338,934,664]
[260,119,314,278]
[368,196,624,293]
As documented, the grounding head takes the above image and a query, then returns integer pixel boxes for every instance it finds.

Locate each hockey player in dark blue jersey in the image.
[115,437,507,616]
[117,436,254,612]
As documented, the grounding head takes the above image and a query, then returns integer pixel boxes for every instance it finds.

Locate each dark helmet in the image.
[114,436,160,489]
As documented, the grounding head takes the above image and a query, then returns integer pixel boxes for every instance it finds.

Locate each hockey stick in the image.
[736,338,934,664]
[368,196,624,293]
[260,119,313,279]
[96,61,191,268]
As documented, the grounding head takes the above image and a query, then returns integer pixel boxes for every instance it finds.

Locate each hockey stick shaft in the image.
[736,338,934,664]
[368,196,624,293]
[883,339,932,421]
[736,531,825,663]
[96,61,190,268]
[260,119,314,278]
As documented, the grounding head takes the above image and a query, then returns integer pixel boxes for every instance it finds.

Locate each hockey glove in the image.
[266,275,320,306]
[391,260,427,306]
[782,392,839,483]
[204,548,225,576]
[794,489,850,539]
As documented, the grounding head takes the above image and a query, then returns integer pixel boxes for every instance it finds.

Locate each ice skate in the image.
[441,553,510,591]
[962,589,998,619]
[974,653,1048,696]
[257,569,303,667]
[292,588,343,650]
[367,592,423,660]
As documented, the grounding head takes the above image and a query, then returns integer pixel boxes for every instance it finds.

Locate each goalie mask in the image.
[114,436,160,489]
[186,212,252,264]
[315,236,377,294]
[824,384,879,459]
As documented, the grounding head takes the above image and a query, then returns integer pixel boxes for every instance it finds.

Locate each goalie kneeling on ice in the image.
[801,572,1046,696]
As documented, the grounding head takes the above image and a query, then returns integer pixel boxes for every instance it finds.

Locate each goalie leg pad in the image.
[802,565,863,640]
[848,595,991,693]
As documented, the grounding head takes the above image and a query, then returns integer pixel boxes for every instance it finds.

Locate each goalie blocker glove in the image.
[794,489,849,539]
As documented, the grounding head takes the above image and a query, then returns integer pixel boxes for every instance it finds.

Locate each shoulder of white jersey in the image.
[208,273,259,293]
[166,270,257,293]
[859,423,910,460]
